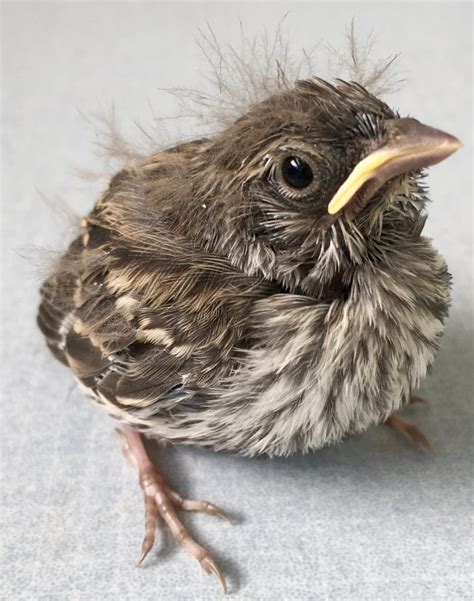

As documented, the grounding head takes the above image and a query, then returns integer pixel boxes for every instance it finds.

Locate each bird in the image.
[37,39,462,591]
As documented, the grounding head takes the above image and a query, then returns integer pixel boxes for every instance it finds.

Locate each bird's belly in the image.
[175,266,450,457]
[232,316,444,455]
[139,304,447,458]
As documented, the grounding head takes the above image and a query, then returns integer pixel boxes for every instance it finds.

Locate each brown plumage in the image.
[37,35,462,591]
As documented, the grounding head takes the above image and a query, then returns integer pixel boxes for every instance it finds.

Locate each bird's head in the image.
[185,78,461,294]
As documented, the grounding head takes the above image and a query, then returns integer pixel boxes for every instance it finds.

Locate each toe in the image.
[136,493,159,566]
[201,555,228,593]
[166,488,233,523]
[405,424,433,453]
[409,394,430,405]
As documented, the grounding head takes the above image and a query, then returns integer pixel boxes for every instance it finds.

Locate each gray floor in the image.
[1,3,473,600]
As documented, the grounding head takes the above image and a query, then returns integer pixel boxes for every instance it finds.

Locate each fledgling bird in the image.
[37,37,462,591]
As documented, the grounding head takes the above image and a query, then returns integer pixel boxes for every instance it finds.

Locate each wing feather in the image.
[38,143,276,423]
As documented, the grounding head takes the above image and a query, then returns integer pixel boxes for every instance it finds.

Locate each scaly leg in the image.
[116,426,231,592]
[385,394,432,452]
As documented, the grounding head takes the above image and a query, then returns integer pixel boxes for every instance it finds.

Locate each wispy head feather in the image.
[94,20,402,163]
[167,20,402,133]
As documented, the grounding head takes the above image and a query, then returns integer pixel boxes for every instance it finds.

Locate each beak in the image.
[327,118,463,215]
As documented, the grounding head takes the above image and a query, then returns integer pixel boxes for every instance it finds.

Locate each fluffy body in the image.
[38,78,450,457]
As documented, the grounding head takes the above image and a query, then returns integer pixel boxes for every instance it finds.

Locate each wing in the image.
[38,145,276,427]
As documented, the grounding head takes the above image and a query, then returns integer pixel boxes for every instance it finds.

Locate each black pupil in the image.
[281,156,313,189]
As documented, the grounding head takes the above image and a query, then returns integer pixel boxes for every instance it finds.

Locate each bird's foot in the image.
[385,395,432,452]
[116,426,230,592]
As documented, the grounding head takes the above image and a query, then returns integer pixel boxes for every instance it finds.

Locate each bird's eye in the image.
[281,156,314,189]
[269,150,322,204]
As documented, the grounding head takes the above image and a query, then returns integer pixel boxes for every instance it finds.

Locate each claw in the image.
[136,493,158,566]
[203,504,233,525]
[201,556,228,593]
[136,546,150,567]
[386,415,433,453]
[409,395,430,405]
[404,424,433,453]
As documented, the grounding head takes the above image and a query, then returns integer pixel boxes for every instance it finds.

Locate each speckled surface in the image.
[1,2,473,600]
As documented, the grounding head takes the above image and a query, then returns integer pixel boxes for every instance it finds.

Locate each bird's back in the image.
[38,147,277,431]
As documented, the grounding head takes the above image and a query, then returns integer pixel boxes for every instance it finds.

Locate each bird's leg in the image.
[116,426,230,592]
[385,394,432,451]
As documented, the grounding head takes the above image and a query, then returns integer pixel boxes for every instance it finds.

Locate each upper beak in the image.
[327,117,463,215]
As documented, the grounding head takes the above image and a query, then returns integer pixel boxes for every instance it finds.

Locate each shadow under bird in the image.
[38,67,462,591]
